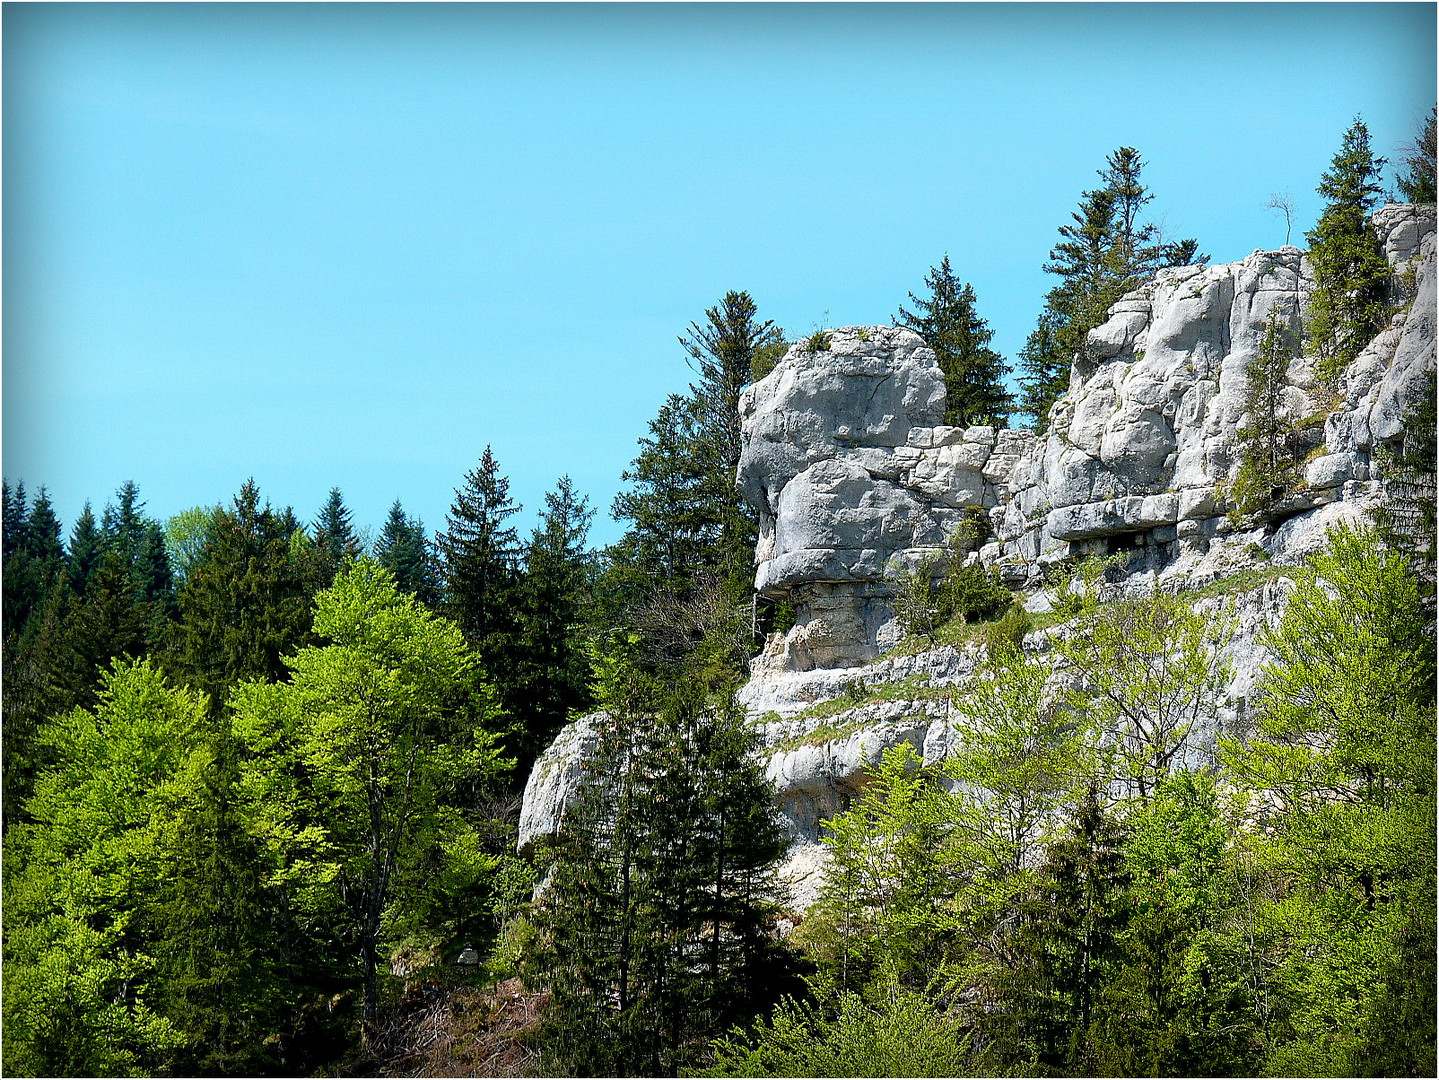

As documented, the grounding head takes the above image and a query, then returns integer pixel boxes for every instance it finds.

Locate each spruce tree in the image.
[1396,105,1437,204]
[1020,149,1205,429]
[438,447,523,699]
[895,256,1012,427]
[531,637,787,1075]
[67,502,102,598]
[1307,118,1391,384]
[511,476,595,774]
[373,499,438,604]
[1232,307,1302,517]
[173,480,315,704]
[313,486,361,582]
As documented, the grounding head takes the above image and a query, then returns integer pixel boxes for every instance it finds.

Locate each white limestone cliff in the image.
[520,205,1436,906]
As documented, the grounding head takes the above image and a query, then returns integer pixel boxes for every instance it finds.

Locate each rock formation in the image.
[521,204,1436,905]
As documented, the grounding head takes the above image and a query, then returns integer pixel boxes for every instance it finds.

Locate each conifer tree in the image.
[173,480,316,704]
[1396,105,1437,204]
[610,291,783,615]
[67,503,102,597]
[373,499,438,604]
[438,446,522,664]
[1307,118,1391,383]
[313,487,361,582]
[895,256,1012,427]
[510,476,595,774]
[1020,149,1204,428]
[531,637,787,1075]
[1232,307,1302,517]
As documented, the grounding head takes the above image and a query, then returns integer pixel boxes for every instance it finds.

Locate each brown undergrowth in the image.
[346,975,548,1077]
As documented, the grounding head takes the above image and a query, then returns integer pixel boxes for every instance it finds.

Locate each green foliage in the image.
[509,475,595,775]
[3,660,205,1076]
[530,634,790,1076]
[1231,307,1303,519]
[1055,592,1232,801]
[1219,524,1436,1076]
[704,988,971,1078]
[437,444,522,660]
[895,255,1012,427]
[1020,148,1205,428]
[1307,118,1392,385]
[888,519,1011,644]
[372,498,439,604]
[231,559,508,1033]
[1396,104,1436,205]
[172,479,319,706]
[162,505,221,587]
[312,486,362,584]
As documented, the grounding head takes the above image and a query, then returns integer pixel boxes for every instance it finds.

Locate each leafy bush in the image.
[704,989,972,1077]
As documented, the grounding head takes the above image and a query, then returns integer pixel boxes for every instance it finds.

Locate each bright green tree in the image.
[1220,524,1436,1076]
[895,256,1012,427]
[231,559,508,1036]
[2,660,203,1076]
[1307,118,1392,384]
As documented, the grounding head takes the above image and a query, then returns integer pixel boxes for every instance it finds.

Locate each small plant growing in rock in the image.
[804,329,832,353]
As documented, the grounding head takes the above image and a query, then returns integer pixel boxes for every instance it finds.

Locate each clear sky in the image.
[4,2,1434,549]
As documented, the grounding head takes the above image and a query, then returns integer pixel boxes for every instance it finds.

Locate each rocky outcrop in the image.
[520,205,1436,907]
[738,204,1435,683]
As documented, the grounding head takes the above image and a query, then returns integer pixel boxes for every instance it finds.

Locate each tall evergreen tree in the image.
[607,291,783,666]
[373,499,438,604]
[173,480,316,705]
[1396,105,1437,205]
[67,502,102,598]
[895,256,1012,427]
[1307,118,1391,384]
[438,447,524,712]
[530,638,788,1076]
[313,487,361,583]
[511,476,595,774]
[1020,149,1205,428]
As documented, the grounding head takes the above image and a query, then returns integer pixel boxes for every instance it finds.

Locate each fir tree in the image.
[1307,118,1391,384]
[1020,149,1204,428]
[67,502,102,598]
[895,256,1012,427]
[313,486,361,582]
[1396,105,1436,205]
[373,499,438,604]
[1231,307,1302,517]
[511,476,595,774]
[438,446,522,660]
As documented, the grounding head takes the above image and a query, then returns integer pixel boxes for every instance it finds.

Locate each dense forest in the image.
[2,116,1435,1077]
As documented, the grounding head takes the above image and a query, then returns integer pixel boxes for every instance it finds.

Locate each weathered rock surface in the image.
[519,205,1436,910]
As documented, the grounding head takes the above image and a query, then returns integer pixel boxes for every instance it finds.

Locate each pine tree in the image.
[67,503,102,598]
[313,487,361,582]
[438,446,522,661]
[511,476,595,774]
[1232,307,1302,517]
[1396,105,1437,204]
[610,292,783,611]
[531,637,787,1075]
[373,499,438,604]
[1307,118,1391,384]
[173,480,315,704]
[895,256,1012,427]
[1020,149,1205,429]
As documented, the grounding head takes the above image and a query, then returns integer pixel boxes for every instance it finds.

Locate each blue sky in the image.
[4,2,1434,549]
